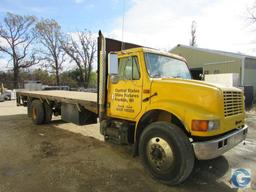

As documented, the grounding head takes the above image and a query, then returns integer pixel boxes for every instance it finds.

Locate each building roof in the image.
[170,44,256,60]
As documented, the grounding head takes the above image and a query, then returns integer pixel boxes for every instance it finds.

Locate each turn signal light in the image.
[192,120,208,131]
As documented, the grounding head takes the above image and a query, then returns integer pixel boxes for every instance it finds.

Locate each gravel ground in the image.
[0,100,255,192]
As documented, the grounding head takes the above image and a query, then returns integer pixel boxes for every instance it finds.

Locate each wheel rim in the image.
[146,137,174,172]
[32,107,37,120]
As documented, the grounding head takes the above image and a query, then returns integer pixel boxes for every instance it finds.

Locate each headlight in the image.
[192,120,219,131]
[208,120,219,131]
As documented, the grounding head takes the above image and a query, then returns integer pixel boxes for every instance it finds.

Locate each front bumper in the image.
[192,125,248,160]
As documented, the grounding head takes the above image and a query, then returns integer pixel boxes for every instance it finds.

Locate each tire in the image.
[139,121,194,185]
[43,102,52,123]
[27,100,32,117]
[31,100,45,125]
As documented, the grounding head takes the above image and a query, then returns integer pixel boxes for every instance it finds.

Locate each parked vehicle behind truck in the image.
[16,31,248,185]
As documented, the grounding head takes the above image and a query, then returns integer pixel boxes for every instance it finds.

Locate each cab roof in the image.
[117,47,186,62]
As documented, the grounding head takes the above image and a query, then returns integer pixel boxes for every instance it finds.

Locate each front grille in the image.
[223,91,243,117]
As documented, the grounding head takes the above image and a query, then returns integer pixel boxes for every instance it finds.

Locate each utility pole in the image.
[190,21,197,46]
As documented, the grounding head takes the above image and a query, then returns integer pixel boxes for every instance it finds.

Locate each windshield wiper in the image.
[151,74,182,78]
[160,76,181,78]
[152,73,161,78]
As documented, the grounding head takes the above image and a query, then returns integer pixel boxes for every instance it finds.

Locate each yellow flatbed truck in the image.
[16,31,248,185]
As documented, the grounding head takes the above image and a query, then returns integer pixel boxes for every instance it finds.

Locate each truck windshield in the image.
[144,52,191,79]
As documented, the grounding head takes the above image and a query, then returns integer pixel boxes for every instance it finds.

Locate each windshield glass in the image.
[144,52,191,79]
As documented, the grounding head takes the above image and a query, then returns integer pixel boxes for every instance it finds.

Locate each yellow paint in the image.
[107,48,245,138]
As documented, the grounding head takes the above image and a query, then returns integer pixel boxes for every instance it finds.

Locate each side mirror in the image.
[108,52,118,75]
[108,52,119,84]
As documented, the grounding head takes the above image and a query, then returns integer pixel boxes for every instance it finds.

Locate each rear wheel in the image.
[27,100,32,117]
[43,102,52,123]
[139,121,194,185]
[31,100,45,125]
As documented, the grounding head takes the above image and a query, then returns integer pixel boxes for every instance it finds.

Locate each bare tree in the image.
[190,20,197,47]
[248,2,256,23]
[0,12,37,88]
[35,19,65,85]
[60,30,96,88]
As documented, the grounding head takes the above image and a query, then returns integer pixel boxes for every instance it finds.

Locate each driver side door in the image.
[107,55,142,120]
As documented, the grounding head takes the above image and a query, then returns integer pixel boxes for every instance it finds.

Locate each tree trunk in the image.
[87,66,92,87]
[78,67,84,87]
[54,59,60,86]
[56,69,60,86]
[84,72,89,88]
[13,58,19,89]
[84,65,92,88]
[13,68,19,89]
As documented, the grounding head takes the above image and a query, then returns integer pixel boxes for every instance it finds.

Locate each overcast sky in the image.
[110,0,256,55]
[0,0,256,68]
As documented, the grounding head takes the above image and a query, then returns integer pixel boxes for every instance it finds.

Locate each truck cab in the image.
[98,32,248,185]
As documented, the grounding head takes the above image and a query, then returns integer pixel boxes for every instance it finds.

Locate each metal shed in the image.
[170,44,256,97]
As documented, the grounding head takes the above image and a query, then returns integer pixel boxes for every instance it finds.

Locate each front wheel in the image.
[139,121,195,185]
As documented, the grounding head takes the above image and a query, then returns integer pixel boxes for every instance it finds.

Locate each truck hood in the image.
[153,78,241,92]
[150,78,244,136]
[150,78,222,113]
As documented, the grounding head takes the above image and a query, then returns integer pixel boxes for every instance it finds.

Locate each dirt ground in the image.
[0,101,255,192]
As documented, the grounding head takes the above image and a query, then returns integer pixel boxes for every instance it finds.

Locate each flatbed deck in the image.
[16,90,98,114]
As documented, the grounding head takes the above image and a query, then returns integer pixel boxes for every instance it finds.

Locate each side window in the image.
[132,57,140,80]
[118,56,140,80]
